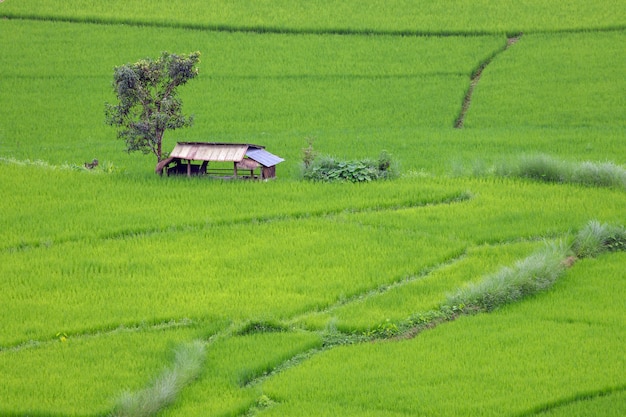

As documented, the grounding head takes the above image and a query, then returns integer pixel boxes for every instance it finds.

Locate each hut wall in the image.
[262,166,276,179]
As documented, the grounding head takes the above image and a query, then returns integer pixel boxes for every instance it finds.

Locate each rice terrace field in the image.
[1,1,625,416]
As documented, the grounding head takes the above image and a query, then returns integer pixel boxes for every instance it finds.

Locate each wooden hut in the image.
[155,142,284,179]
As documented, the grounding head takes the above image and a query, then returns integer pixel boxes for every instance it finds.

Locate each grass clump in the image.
[110,340,205,417]
[446,220,626,313]
[572,220,626,258]
[445,241,570,312]
[515,154,566,183]
[496,154,626,190]
[236,320,289,336]
[571,161,626,189]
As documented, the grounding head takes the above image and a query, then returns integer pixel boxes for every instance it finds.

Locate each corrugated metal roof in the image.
[246,148,285,167]
[165,142,284,167]
[170,142,250,162]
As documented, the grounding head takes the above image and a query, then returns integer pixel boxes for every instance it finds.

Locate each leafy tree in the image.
[105,51,200,162]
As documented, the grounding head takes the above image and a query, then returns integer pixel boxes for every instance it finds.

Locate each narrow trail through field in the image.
[454,33,522,128]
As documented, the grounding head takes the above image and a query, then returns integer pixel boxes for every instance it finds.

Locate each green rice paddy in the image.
[0,1,624,415]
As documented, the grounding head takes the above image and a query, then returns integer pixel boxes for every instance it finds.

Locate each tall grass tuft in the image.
[516,154,566,183]
[110,340,205,417]
[446,241,569,312]
[447,221,626,313]
[572,220,626,258]
[496,154,626,190]
[571,161,626,189]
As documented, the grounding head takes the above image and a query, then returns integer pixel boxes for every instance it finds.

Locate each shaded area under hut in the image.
[156,142,284,179]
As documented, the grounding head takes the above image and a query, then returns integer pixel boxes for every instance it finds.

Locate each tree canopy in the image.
[105,51,200,162]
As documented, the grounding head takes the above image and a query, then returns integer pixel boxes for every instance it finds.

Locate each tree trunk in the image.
[155,130,163,162]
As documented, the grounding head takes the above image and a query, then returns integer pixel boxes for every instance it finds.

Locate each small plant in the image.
[236,320,288,335]
[376,150,399,180]
[407,310,441,326]
[244,394,278,416]
[257,394,276,409]
[364,319,399,339]
[100,161,123,174]
[301,136,318,169]
[321,320,365,346]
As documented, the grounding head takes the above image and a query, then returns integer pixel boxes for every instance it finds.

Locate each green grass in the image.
[348,179,626,244]
[445,241,570,312]
[2,0,624,33]
[0,1,625,415]
[534,390,626,417]
[0,160,468,251]
[165,331,322,416]
[260,253,626,417]
[0,201,468,347]
[491,154,626,190]
[0,19,505,175]
[0,326,204,415]
[465,31,626,129]
[111,340,206,417]
[3,176,624,414]
[299,241,543,332]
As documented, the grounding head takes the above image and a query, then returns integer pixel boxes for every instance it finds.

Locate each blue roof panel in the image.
[246,148,284,167]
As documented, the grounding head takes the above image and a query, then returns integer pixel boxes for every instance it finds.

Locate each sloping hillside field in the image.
[0,1,624,416]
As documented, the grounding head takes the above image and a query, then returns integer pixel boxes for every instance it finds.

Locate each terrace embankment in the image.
[454,33,522,128]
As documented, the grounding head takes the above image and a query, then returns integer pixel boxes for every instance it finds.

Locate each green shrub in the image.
[303,151,398,183]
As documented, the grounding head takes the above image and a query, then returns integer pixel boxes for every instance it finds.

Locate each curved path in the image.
[455,33,522,128]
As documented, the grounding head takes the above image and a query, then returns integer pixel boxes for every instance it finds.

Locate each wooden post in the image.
[233,162,238,178]
[187,159,191,177]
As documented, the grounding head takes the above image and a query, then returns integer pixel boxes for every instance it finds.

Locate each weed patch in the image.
[236,320,289,336]
[302,151,398,183]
